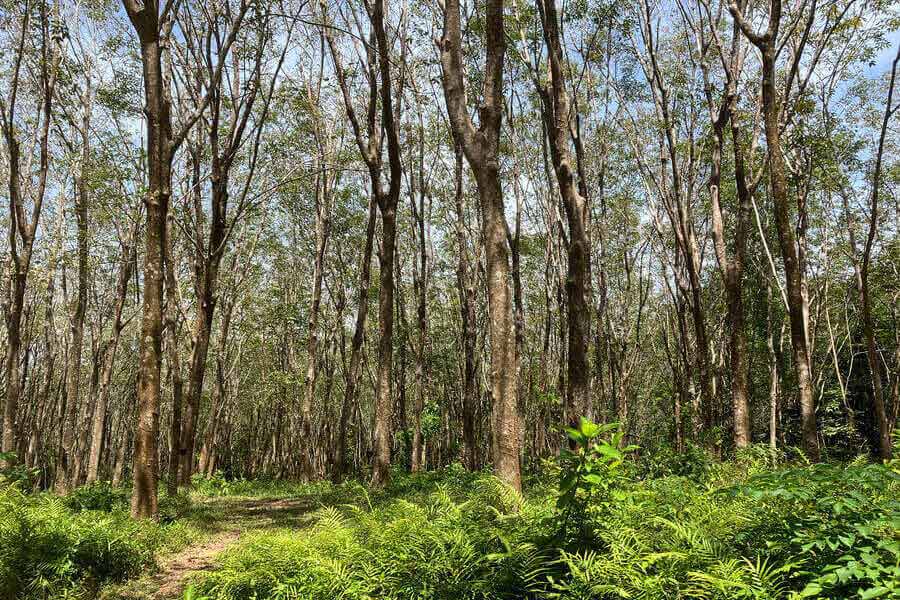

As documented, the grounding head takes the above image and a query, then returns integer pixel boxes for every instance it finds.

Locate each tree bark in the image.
[536,0,592,430]
[56,78,91,492]
[731,0,820,460]
[452,145,478,471]
[703,11,752,448]
[123,0,172,518]
[409,123,428,473]
[301,166,332,479]
[164,212,184,496]
[440,0,521,491]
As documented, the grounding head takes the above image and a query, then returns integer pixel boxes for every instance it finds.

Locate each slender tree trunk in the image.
[760,51,818,461]
[2,3,58,468]
[199,298,234,475]
[409,146,428,473]
[452,146,478,471]
[731,0,820,461]
[86,229,136,482]
[125,0,173,518]
[440,0,521,491]
[164,213,184,496]
[302,171,332,479]
[850,45,897,458]
[536,0,592,429]
[56,87,91,492]
[335,200,377,482]
[371,204,396,487]
[706,58,752,448]
[368,0,403,489]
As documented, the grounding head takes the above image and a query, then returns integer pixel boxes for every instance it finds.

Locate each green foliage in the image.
[0,483,200,598]
[637,443,715,481]
[190,471,356,502]
[63,480,129,512]
[190,449,900,600]
[0,452,40,488]
[557,419,637,546]
[730,462,900,599]
[191,471,233,497]
[193,468,551,600]
[0,488,153,597]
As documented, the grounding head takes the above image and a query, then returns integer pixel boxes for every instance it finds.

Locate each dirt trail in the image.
[110,497,313,600]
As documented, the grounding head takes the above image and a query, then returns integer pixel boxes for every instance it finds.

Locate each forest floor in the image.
[103,496,316,600]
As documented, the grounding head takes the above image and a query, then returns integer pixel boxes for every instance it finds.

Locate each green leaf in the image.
[859,586,890,599]
[799,583,822,597]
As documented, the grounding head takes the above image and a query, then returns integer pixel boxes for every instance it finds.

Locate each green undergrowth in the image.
[189,432,900,600]
[0,480,215,600]
[189,471,367,504]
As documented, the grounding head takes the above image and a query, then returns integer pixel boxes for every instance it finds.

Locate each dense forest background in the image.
[0,0,898,520]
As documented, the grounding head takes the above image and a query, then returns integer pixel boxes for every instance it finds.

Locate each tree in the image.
[325,0,404,488]
[0,0,61,468]
[121,0,247,518]
[439,0,522,490]
[730,0,820,460]
[176,0,276,486]
[534,0,593,432]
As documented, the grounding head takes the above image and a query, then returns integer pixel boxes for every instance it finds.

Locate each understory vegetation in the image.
[0,477,206,599]
[188,425,900,600]
[1,425,898,599]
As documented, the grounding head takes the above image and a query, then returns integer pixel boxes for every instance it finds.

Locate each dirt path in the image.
[108,497,313,600]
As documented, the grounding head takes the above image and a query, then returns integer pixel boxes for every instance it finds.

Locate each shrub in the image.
[63,480,129,512]
[0,484,194,598]
[194,472,548,600]
[0,451,39,489]
[190,438,900,600]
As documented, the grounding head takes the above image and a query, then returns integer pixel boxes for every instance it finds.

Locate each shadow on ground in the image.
[101,496,319,600]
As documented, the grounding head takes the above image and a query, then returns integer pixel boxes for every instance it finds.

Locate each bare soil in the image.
[107,497,313,600]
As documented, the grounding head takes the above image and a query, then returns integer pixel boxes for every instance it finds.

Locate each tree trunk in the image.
[371,204,396,487]
[198,298,235,475]
[705,31,752,448]
[86,227,136,483]
[849,44,897,458]
[1,3,59,468]
[368,0,403,489]
[301,170,332,479]
[409,128,428,473]
[440,0,521,491]
[536,0,592,429]
[452,145,478,471]
[56,84,91,492]
[760,50,819,461]
[731,0,819,461]
[124,0,172,518]
[335,199,377,482]
[164,212,184,496]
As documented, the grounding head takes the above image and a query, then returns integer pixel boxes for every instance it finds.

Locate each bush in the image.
[728,461,900,598]
[190,423,900,600]
[0,451,39,489]
[0,484,194,599]
[63,480,129,512]
[193,471,548,600]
